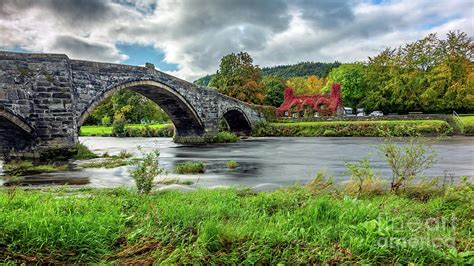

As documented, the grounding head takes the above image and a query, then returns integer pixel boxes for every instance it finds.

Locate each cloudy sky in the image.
[0,0,472,81]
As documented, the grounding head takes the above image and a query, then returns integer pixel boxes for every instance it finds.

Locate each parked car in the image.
[357,112,365,117]
[370,111,384,117]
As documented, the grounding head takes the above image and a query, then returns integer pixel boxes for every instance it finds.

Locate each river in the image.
[1,137,473,189]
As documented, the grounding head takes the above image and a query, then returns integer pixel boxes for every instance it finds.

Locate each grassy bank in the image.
[80,124,174,137]
[252,120,453,137]
[460,115,474,134]
[0,183,472,264]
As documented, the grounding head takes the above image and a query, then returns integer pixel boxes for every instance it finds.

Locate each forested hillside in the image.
[193,61,340,86]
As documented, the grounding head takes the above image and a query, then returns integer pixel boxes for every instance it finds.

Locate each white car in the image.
[370,111,384,117]
[357,112,365,117]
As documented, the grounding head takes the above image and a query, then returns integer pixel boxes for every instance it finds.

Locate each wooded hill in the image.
[193,61,340,86]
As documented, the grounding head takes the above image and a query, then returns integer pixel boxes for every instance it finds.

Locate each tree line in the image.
[207,30,473,113]
[85,30,472,126]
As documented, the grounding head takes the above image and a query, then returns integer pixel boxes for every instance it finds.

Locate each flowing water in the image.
[1,137,473,189]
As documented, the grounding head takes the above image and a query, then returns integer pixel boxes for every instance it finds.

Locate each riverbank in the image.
[252,120,453,137]
[460,115,474,134]
[80,124,174,137]
[80,119,456,138]
[0,181,472,264]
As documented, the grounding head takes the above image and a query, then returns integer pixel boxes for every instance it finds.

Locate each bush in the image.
[112,113,126,137]
[379,137,437,192]
[344,158,376,196]
[214,131,239,143]
[227,160,238,169]
[101,115,111,127]
[175,161,205,174]
[129,150,163,194]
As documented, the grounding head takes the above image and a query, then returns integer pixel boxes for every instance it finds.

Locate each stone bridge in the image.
[0,51,265,155]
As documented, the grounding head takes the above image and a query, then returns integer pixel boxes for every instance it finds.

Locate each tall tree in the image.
[263,76,286,107]
[209,52,265,104]
[323,63,367,111]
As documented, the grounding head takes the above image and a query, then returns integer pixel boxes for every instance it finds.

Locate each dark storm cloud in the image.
[51,35,126,62]
[0,0,471,80]
[0,0,113,26]
[293,0,356,29]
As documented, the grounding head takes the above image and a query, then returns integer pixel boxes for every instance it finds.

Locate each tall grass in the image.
[174,161,205,174]
[0,182,471,264]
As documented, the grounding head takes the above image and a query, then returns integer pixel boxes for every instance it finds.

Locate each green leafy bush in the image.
[214,131,239,143]
[112,113,126,137]
[129,150,163,194]
[101,115,111,127]
[379,138,437,192]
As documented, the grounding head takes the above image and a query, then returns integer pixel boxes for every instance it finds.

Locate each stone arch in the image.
[78,80,205,136]
[222,108,252,135]
[0,107,35,151]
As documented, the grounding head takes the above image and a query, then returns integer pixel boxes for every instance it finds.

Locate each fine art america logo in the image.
[373,214,457,249]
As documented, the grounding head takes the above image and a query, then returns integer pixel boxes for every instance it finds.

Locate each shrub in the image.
[112,113,126,137]
[344,158,377,196]
[175,161,205,174]
[101,115,111,127]
[227,160,238,169]
[214,131,239,143]
[129,150,163,194]
[379,137,437,192]
[72,143,98,160]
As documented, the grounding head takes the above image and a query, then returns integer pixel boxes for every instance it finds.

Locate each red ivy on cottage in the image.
[276,83,343,117]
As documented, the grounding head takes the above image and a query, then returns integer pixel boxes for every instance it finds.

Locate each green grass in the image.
[0,183,472,264]
[72,143,99,160]
[174,161,205,174]
[80,124,173,137]
[80,159,130,169]
[227,160,238,169]
[459,115,474,134]
[252,120,453,137]
[3,161,69,176]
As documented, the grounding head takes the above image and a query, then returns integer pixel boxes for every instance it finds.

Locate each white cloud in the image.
[0,0,472,81]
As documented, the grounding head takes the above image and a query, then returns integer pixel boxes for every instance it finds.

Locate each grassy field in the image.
[0,182,472,264]
[252,120,453,137]
[80,124,173,137]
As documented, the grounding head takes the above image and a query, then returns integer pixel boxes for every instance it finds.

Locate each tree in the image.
[209,52,265,104]
[286,77,308,95]
[263,76,286,107]
[363,31,473,113]
[306,75,326,94]
[83,90,170,126]
[324,63,367,112]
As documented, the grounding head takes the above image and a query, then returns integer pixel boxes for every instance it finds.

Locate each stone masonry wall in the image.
[0,51,265,152]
